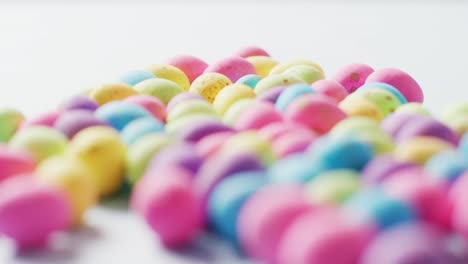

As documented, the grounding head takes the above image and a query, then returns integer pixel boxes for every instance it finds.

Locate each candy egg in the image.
[131,165,202,248]
[269,60,324,76]
[118,70,155,86]
[166,92,205,113]
[0,175,72,248]
[283,65,325,84]
[94,101,151,131]
[451,172,468,239]
[68,127,126,196]
[256,86,286,103]
[124,95,166,122]
[20,111,61,131]
[222,98,256,125]
[59,96,99,112]
[272,130,316,158]
[54,110,108,139]
[268,154,325,183]
[353,86,403,117]
[275,83,315,112]
[254,74,304,95]
[339,94,384,121]
[312,79,348,103]
[204,56,256,82]
[305,169,360,204]
[0,108,24,143]
[165,115,219,134]
[235,46,270,58]
[213,84,256,116]
[219,131,276,166]
[361,155,416,184]
[258,122,311,142]
[365,68,424,103]
[167,54,208,83]
[134,78,184,105]
[149,142,203,174]
[178,119,234,142]
[357,82,408,104]
[285,94,347,134]
[235,74,262,89]
[395,102,431,116]
[237,184,313,263]
[195,131,234,159]
[37,156,98,226]
[189,72,233,103]
[145,64,190,91]
[89,83,137,105]
[395,116,458,145]
[332,63,374,93]
[207,170,267,243]
[0,146,36,183]
[9,126,68,162]
[426,151,467,183]
[121,117,165,145]
[245,56,278,78]
[167,100,217,123]
[393,136,454,165]
[234,102,283,130]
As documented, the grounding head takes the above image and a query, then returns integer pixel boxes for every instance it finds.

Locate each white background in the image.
[1,1,468,263]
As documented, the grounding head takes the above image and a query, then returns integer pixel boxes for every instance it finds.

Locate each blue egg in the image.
[275,83,315,112]
[95,102,151,131]
[121,116,165,145]
[344,189,415,230]
[236,74,262,89]
[307,135,374,171]
[426,151,467,183]
[118,70,155,86]
[357,82,408,104]
[268,154,325,183]
[208,170,268,244]
[459,132,468,160]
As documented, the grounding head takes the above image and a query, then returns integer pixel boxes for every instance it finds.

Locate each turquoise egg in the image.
[95,102,151,131]
[118,70,155,86]
[121,116,165,145]
[268,154,325,183]
[236,74,262,89]
[426,150,467,183]
[275,83,315,112]
[357,83,407,104]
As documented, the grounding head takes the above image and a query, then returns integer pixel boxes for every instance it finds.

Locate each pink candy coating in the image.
[366,68,424,103]
[131,165,202,248]
[272,130,317,158]
[124,95,166,122]
[195,131,234,159]
[237,185,313,263]
[0,175,72,248]
[312,79,348,102]
[19,111,62,131]
[167,55,208,83]
[333,63,374,93]
[235,46,270,58]
[166,92,205,113]
[285,94,347,135]
[234,102,284,130]
[451,172,468,238]
[0,146,36,183]
[204,56,257,82]
[258,122,312,142]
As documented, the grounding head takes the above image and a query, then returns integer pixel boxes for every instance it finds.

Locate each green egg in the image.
[254,74,305,95]
[356,88,401,118]
[165,115,219,134]
[167,100,217,123]
[305,169,360,204]
[0,108,24,143]
[222,98,256,125]
[134,78,184,105]
[283,65,325,84]
[220,131,276,166]
[394,103,431,116]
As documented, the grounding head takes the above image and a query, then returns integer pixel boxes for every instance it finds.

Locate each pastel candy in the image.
[451,172,468,239]
[131,165,202,248]
[352,87,403,117]
[332,63,374,93]
[235,74,262,88]
[255,86,286,103]
[393,136,454,165]
[285,94,347,134]
[0,175,72,248]
[258,122,311,142]
[207,170,267,243]
[20,111,61,131]
[395,117,458,145]
[395,102,431,116]
[268,154,324,183]
[190,73,233,103]
[246,56,278,78]
[178,119,234,142]
[166,92,205,113]
[381,113,421,139]
[426,151,467,183]
[204,56,256,82]
[213,84,256,116]
[90,83,137,105]
[275,83,315,112]
[124,95,166,122]
[220,131,276,166]
[272,130,316,158]
[95,101,151,131]
[167,55,208,83]
[366,68,424,103]
[167,100,217,123]
[305,169,360,204]
[121,117,165,145]
[254,74,304,95]
[441,102,468,136]
[237,185,313,263]
[145,64,190,91]
[9,126,68,162]
[222,98,256,125]
[59,96,99,112]
[269,60,324,76]
[134,78,184,104]
[195,131,234,159]
[149,143,203,174]
[118,70,155,86]
[283,65,325,84]
[312,79,348,103]
[234,102,283,130]
[0,146,36,183]
[361,155,416,184]
[166,115,219,135]
[235,46,270,58]
[54,110,108,139]
[357,82,408,104]
[0,108,24,143]
[339,94,384,121]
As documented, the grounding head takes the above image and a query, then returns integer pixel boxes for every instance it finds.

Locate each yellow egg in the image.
[393,136,454,165]
[166,115,219,134]
[134,78,184,105]
[167,100,217,123]
[223,98,256,125]
[68,127,126,197]
[246,56,279,78]
[90,83,137,105]
[37,156,98,226]
[394,103,432,116]
[254,74,304,94]
[339,95,384,122]
[213,84,256,116]
[189,73,233,103]
[145,64,190,91]
[443,115,468,137]
[283,65,324,84]
[269,60,324,76]
[220,131,276,166]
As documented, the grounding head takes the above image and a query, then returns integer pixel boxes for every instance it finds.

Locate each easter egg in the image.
[235,74,262,89]
[312,79,348,103]
[332,63,374,93]
[305,170,360,204]
[90,83,137,105]
[222,98,256,125]
[268,154,325,183]
[213,84,256,116]
[166,93,205,113]
[393,136,454,165]
[269,60,324,76]
[124,95,166,122]
[121,117,165,145]
[118,70,155,86]
[94,101,151,131]
[0,146,36,183]
[426,151,467,183]
[395,102,431,116]
[134,78,184,105]
[167,54,208,83]
[234,102,283,130]
[235,46,270,58]
[20,111,61,131]
[59,96,99,112]
[149,142,203,174]
[393,116,458,145]
[283,65,325,84]
[189,73,233,103]
[195,131,234,159]
[275,83,315,112]
[272,130,316,158]
[254,74,304,95]
[357,82,407,104]
[361,155,416,184]
[246,56,278,78]
[255,86,286,104]
[353,87,403,117]
[220,131,276,166]
[259,122,311,142]
[167,100,217,123]
[204,56,256,82]
[0,108,24,143]
[145,64,190,91]
[54,110,108,139]
[339,94,384,121]
[165,115,219,135]
[178,119,234,143]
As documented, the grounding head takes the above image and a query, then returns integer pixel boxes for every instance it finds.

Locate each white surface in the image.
[1,1,468,263]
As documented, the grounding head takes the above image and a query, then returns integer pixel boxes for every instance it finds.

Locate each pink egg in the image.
[258,122,312,142]
[237,185,314,263]
[166,93,205,113]
[124,95,166,122]
[450,172,468,238]
[0,175,72,249]
[195,131,234,159]
[277,208,375,264]
[234,102,284,130]
[365,68,424,103]
[167,55,208,83]
[332,63,374,93]
[272,130,317,158]
[204,56,257,82]
[235,46,270,58]
[285,94,347,134]
[312,79,348,102]
[131,165,202,248]
[0,146,36,183]
[19,111,62,130]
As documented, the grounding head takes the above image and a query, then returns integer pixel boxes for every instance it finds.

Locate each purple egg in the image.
[394,116,458,145]
[361,155,416,184]
[179,120,235,143]
[59,96,99,112]
[54,110,108,138]
[149,142,203,174]
[381,113,421,139]
[166,93,205,113]
[194,152,264,218]
[256,86,286,103]
[360,223,453,264]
